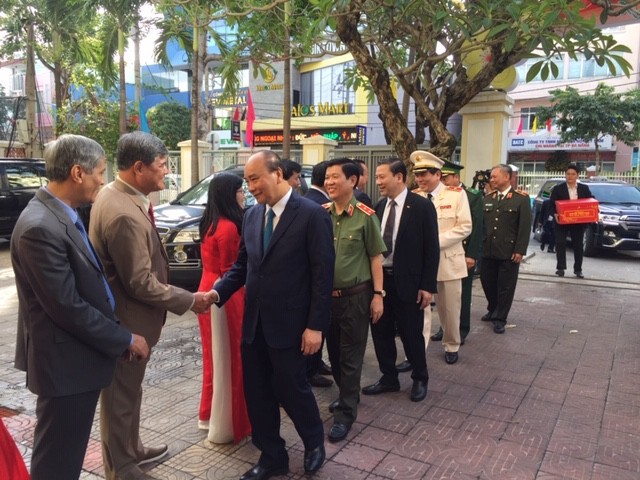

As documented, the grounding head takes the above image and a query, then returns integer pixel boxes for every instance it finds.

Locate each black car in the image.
[531,177,640,256]
[581,180,640,256]
[155,163,312,289]
[0,158,47,240]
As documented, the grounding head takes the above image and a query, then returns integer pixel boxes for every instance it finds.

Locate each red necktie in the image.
[148,203,156,228]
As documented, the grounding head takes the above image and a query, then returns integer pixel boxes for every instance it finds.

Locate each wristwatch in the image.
[373,290,386,298]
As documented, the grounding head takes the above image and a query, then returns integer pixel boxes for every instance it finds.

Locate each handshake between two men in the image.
[124,291,219,363]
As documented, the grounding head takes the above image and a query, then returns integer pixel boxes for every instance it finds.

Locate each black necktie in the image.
[427,193,433,201]
[498,193,504,202]
[382,199,396,258]
[263,208,275,251]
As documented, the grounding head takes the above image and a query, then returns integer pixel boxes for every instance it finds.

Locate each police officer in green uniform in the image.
[480,164,531,334]
[431,161,483,343]
[323,157,386,443]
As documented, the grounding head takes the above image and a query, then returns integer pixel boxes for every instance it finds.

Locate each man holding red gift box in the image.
[549,165,594,279]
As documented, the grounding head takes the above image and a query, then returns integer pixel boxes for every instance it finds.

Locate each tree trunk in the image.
[118,28,127,135]
[25,23,41,157]
[133,19,141,131]
[335,13,416,164]
[282,0,291,158]
[190,21,200,186]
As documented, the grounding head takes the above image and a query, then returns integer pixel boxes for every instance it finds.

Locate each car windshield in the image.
[589,184,640,205]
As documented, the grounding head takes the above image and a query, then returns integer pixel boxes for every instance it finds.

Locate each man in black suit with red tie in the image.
[362,157,439,402]
[209,151,335,480]
[549,165,594,278]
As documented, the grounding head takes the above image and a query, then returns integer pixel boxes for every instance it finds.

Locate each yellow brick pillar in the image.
[459,90,514,187]
[299,136,338,165]
[177,140,212,190]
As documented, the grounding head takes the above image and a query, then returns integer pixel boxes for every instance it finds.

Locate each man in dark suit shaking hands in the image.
[208,151,335,480]
[549,165,593,278]
[11,134,149,480]
[362,157,439,402]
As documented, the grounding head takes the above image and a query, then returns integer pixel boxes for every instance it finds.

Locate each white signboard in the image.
[509,134,613,151]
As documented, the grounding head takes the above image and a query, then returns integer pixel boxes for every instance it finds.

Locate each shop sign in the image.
[509,135,613,151]
[253,126,366,146]
[291,102,351,117]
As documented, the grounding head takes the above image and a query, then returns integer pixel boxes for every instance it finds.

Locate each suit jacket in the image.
[12,188,131,397]
[215,192,335,349]
[482,189,532,259]
[304,187,330,206]
[89,180,193,347]
[375,191,439,300]
[549,182,593,216]
[354,188,373,207]
[463,186,483,260]
[418,185,472,281]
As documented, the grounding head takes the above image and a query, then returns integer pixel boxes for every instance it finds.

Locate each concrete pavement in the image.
[1,240,640,479]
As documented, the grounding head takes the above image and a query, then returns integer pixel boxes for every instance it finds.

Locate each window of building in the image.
[519,107,538,130]
[567,54,611,79]
[300,61,356,108]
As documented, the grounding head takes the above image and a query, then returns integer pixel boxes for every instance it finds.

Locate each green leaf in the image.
[526,61,543,82]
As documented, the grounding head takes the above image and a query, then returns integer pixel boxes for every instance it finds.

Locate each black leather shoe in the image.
[494,324,505,334]
[445,352,458,365]
[309,374,333,388]
[410,380,428,402]
[556,269,565,277]
[328,399,340,413]
[362,380,400,395]
[240,463,288,480]
[430,328,443,342]
[574,271,584,279]
[318,361,333,376]
[304,444,325,473]
[396,360,412,373]
[481,313,492,322]
[328,422,351,442]
[547,248,555,253]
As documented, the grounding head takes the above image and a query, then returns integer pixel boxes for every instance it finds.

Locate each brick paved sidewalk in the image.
[2,276,639,480]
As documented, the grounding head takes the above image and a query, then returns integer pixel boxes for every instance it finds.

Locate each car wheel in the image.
[583,225,598,257]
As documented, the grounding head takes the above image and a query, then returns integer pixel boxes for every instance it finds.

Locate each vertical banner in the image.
[231,107,241,141]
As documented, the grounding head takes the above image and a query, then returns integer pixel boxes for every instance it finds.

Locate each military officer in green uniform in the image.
[431,161,483,344]
[323,157,386,443]
[480,164,531,334]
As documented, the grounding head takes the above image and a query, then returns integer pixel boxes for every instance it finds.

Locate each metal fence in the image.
[516,170,640,197]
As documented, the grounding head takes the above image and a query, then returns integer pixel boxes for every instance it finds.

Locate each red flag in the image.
[516,117,523,135]
[245,89,256,148]
[546,118,552,132]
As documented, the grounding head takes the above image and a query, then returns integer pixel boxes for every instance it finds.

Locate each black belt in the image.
[332,282,371,298]
[383,267,394,276]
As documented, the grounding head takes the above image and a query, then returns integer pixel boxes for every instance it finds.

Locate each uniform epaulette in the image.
[446,186,463,192]
[322,202,332,209]
[355,202,375,216]
[515,190,529,196]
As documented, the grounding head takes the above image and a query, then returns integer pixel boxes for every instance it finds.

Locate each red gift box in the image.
[555,198,599,225]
